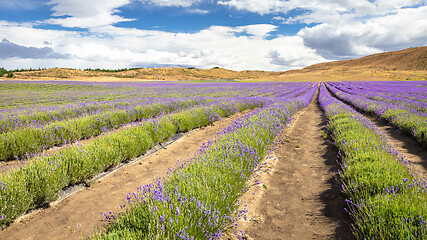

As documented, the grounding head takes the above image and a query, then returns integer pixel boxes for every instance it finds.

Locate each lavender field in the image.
[0,81,314,224]
[326,81,427,146]
[0,80,426,239]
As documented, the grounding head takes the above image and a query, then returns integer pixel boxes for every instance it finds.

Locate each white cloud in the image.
[238,24,278,38]
[219,0,427,59]
[0,22,325,71]
[268,49,324,68]
[0,0,46,10]
[298,6,427,59]
[267,38,327,68]
[139,0,202,7]
[218,0,289,15]
[44,0,133,28]
[272,16,285,22]
[187,9,210,14]
[218,0,426,23]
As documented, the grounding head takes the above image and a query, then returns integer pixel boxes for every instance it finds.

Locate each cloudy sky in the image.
[0,0,426,71]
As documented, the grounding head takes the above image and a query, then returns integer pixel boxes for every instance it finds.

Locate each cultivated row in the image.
[91,85,317,239]
[329,81,427,112]
[0,98,267,226]
[326,82,427,146]
[0,98,213,161]
[319,84,427,239]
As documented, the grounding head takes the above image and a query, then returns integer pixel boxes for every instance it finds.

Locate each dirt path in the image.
[232,95,353,240]
[363,115,427,180]
[0,111,249,240]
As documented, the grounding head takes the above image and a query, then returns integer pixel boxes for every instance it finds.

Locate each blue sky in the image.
[0,0,426,71]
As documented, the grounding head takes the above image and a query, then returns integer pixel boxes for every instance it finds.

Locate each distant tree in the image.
[0,67,13,78]
[212,66,220,69]
[84,67,136,72]
[11,68,46,73]
[0,67,7,76]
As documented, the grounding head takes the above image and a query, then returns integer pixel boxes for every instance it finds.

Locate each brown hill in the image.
[12,67,279,81]
[305,46,427,71]
[272,46,427,81]
[8,46,427,82]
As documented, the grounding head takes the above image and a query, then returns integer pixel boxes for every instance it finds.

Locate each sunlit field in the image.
[0,80,426,239]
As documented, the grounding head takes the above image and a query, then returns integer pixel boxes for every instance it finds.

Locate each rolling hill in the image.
[274,46,427,81]
[305,46,427,71]
[4,46,427,82]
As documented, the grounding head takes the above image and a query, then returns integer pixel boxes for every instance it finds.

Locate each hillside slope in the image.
[305,46,427,71]
[272,46,427,81]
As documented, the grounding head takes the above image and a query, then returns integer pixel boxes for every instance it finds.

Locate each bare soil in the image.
[0,111,249,240]
[228,94,353,239]
[364,115,427,180]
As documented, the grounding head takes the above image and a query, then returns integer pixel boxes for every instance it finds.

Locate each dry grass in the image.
[10,46,427,82]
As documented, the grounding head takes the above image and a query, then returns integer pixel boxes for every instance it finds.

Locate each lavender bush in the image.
[319,83,427,239]
[91,84,316,239]
[326,82,427,146]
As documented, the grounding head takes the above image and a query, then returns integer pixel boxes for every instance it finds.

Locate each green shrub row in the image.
[326,83,427,147]
[0,99,262,227]
[319,84,427,239]
[0,98,209,161]
[91,88,316,239]
[0,99,148,134]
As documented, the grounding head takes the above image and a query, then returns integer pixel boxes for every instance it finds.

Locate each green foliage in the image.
[0,67,13,78]
[321,88,427,239]
[93,100,304,239]
[353,191,427,239]
[382,109,427,146]
[83,68,141,72]
[0,99,206,161]
[0,100,262,226]
[330,85,427,146]
[11,68,46,73]
[327,108,415,200]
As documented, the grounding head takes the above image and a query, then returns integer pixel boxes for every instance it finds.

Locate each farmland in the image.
[0,80,426,239]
